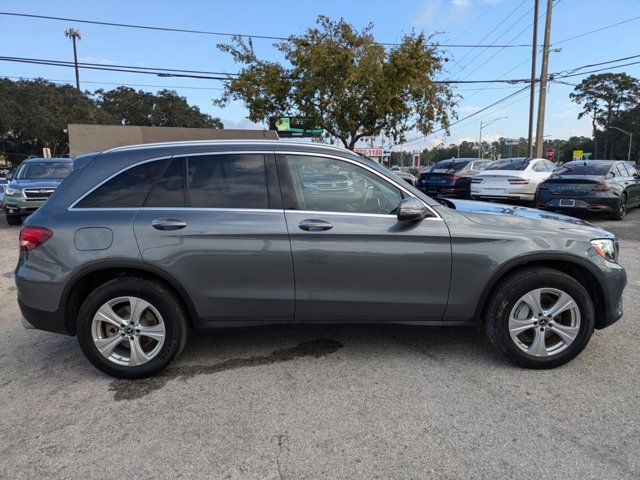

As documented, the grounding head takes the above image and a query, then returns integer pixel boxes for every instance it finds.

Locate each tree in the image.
[216,16,455,150]
[95,87,223,128]
[569,73,640,158]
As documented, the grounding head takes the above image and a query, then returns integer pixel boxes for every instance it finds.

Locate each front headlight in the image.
[591,238,618,263]
[5,186,21,196]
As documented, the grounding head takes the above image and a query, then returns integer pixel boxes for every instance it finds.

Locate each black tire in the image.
[77,277,189,379]
[483,267,595,369]
[608,193,627,221]
[5,214,21,225]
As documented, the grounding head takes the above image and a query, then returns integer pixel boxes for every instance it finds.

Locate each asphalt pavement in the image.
[1,209,639,479]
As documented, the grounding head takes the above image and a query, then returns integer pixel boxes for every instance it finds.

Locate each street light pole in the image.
[478,117,507,159]
[65,28,82,90]
[610,126,633,163]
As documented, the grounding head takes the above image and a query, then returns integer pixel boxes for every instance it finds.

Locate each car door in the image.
[276,153,451,323]
[622,163,640,206]
[134,152,294,324]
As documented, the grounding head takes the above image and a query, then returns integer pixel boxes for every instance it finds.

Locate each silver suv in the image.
[17,141,626,378]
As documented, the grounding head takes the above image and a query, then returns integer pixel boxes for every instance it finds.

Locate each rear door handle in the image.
[298,219,333,232]
[151,218,187,231]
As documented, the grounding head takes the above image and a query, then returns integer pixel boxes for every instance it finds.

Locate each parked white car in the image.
[470,157,557,202]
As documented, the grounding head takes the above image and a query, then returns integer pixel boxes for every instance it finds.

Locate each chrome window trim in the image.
[68,151,274,211]
[275,151,442,220]
[68,148,441,220]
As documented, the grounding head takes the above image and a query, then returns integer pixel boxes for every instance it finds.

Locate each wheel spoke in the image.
[521,289,544,316]
[137,323,165,342]
[95,304,127,328]
[546,292,577,319]
[129,297,151,325]
[529,329,548,356]
[552,323,580,346]
[95,334,125,357]
[128,336,148,367]
[509,317,537,335]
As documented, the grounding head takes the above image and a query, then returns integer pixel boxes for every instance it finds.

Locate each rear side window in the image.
[76,160,164,208]
[146,158,186,207]
[187,154,268,208]
[532,162,547,172]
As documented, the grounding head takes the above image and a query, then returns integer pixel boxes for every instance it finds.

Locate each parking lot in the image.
[1,209,639,479]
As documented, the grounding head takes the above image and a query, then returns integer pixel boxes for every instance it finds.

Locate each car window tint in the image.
[623,163,638,176]
[284,155,402,215]
[76,160,164,208]
[146,157,186,207]
[486,158,530,170]
[532,162,546,172]
[187,154,268,209]
[614,164,627,177]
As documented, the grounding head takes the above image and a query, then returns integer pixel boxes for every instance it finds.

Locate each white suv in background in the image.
[470,157,556,202]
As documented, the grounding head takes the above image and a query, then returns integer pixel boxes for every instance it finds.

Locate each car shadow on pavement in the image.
[106,324,503,401]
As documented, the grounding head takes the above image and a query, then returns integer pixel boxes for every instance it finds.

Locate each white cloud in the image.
[220,117,266,130]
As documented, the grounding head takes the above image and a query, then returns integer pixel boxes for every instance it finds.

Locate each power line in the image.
[0,55,536,84]
[0,11,533,48]
[400,85,531,145]
[553,15,640,45]
[1,75,225,91]
[450,0,529,73]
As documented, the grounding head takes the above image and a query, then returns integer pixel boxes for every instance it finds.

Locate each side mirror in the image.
[397,197,427,221]
[6,173,13,180]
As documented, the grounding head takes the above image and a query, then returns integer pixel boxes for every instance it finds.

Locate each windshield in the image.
[486,158,530,171]
[16,161,72,180]
[553,162,612,176]
[432,160,470,173]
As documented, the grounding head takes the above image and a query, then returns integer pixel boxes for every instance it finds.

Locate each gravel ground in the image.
[1,209,639,479]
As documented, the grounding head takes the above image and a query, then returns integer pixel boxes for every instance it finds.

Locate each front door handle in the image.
[151,218,187,231]
[298,219,333,232]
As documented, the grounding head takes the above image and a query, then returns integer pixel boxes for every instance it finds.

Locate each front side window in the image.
[614,164,628,178]
[623,163,638,176]
[187,154,268,209]
[532,161,547,172]
[283,155,402,215]
[76,160,164,208]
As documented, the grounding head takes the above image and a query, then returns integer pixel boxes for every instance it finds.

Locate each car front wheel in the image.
[483,267,595,369]
[77,277,188,378]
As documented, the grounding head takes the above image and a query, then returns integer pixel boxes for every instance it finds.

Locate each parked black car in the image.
[417,158,491,198]
[536,160,640,220]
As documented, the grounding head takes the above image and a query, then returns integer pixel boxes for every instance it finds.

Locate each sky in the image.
[2,0,640,152]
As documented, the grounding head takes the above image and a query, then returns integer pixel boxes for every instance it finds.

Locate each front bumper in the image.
[4,195,45,216]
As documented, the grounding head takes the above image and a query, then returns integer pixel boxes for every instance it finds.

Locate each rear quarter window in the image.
[75,160,164,208]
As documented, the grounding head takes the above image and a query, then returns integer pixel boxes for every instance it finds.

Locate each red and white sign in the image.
[354,148,383,157]
[546,148,555,160]
[413,154,421,167]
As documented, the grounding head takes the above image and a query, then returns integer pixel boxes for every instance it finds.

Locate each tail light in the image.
[471,178,483,184]
[446,175,460,182]
[592,182,610,192]
[508,179,530,185]
[19,226,53,251]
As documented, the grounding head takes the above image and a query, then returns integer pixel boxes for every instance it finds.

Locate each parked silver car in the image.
[17,141,626,378]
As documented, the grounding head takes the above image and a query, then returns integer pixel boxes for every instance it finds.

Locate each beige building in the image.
[68,124,278,157]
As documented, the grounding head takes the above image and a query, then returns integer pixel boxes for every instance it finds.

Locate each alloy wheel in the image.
[508,288,581,357]
[91,296,166,367]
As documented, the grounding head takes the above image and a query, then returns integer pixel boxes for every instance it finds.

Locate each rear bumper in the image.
[536,196,618,213]
[471,192,535,201]
[18,298,71,335]
[419,185,469,198]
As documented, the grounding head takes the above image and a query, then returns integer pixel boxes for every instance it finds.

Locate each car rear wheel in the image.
[483,267,595,369]
[608,193,627,221]
[5,214,21,225]
[77,277,188,378]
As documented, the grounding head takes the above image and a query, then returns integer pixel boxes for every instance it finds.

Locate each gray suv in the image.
[17,141,626,378]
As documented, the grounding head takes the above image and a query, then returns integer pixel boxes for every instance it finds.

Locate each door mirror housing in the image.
[397,197,428,221]
[6,173,13,181]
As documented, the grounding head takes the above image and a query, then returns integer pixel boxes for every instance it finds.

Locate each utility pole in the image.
[527,0,539,158]
[65,28,82,90]
[534,0,553,158]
